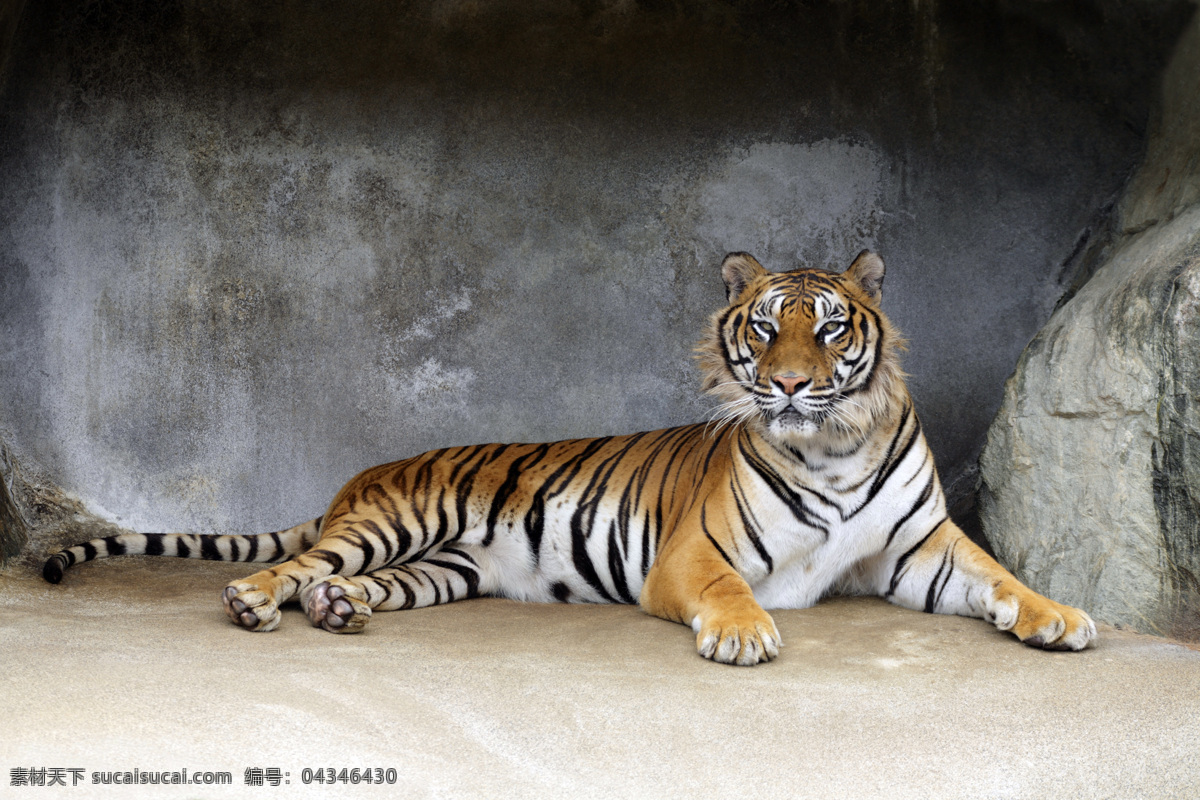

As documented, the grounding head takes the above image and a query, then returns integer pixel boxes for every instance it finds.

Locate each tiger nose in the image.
[772,373,810,396]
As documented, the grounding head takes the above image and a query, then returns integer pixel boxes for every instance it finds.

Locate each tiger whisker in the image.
[704,395,761,438]
[828,397,870,439]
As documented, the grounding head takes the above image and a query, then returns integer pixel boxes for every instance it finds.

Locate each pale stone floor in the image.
[2,558,1199,799]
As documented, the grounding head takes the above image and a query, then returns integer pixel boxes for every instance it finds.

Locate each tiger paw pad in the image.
[305,580,371,634]
[221,584,281,632]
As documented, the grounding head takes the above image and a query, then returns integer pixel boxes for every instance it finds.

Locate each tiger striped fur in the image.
[43,251,1097,664]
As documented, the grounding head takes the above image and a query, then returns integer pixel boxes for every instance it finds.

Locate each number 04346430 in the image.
[300,767,397,785]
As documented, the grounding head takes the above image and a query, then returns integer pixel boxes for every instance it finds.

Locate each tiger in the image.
[42,250,1097,664]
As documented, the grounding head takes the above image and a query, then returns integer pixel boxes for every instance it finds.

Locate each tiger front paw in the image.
[692,609,782,666]
[989,592,1097,651]
[222,583,281,632]
[304,578,371,634]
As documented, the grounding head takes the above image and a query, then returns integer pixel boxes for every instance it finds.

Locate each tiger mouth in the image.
[773,407,827,425]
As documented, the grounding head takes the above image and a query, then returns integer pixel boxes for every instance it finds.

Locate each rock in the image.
[0,440,29,563]
[980,15,1200,639]
[980,212,1200,637]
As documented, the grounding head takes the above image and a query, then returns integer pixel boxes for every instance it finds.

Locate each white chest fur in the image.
[743,424,945,609]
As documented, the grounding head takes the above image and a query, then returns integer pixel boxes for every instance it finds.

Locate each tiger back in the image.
[44,250,1096,664]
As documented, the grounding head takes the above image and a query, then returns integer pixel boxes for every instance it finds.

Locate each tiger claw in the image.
[693,612,781,666]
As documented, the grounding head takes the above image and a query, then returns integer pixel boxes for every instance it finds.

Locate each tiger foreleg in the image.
[882,520,1097,650]
[640,520,781,666]
[303,548,487,633]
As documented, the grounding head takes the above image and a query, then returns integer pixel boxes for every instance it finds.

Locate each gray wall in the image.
[0,1,1189,544]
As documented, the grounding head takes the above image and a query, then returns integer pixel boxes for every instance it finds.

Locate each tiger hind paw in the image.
[222,584,281,632]
[305,578,372,634]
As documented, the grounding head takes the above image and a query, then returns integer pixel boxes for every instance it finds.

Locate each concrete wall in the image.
[0,1,1190,549]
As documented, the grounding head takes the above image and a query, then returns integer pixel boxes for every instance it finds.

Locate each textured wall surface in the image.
[0,1,1189,549]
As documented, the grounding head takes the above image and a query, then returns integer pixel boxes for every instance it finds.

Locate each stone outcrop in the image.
[0,439,29,563]
[980,14,1200,638]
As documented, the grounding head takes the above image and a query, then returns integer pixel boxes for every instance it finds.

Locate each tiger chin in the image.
[43,250,1097,665]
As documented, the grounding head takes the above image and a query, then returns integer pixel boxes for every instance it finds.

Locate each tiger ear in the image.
[845,250,885,302]
[720,252,767,303]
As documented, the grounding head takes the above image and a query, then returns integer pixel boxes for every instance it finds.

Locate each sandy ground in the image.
[2,557,1199,800]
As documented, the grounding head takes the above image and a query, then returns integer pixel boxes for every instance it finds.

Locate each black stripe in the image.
[606,521,636,604]
[886,517,947,598]
[346,529,377,572]
[445,444,486,485]
[884,473,935,549]
[307,549,345,573]
[433,489,450,550]
[740,437,829,536]
[925,542,957,613]
[364,574,391,605]
[570,511,619,604]
[426,558,481,598]
[200,535,221,561]
[429,570,442,606]
[393,569,417,609]
[731,469,773,573]
[278,573,301,593]
[566,435,648,602]
[700,433,725,476]
[641,509,653,578]
[269,531,284,561]
[409,462,434,550]
[439,546,479,567]
[144,534,165,556]
[846,403,914,514]
[845,306,883,397]
[484,445,549,547]
[523,494,546,565]
[453,445,508,540]
[720,308,747,369]
[903,451,932,487]
[701,507,735,570]
[362,519,403,568]
[43,553,67,583]
[176,539,190,558]
[245,535,258,561]
[103,536,127,556]
[525,436,612,568]
[615,469,636,563]
[785,443,807,465]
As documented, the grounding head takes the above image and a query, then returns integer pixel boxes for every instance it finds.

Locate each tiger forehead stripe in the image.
[754,291,785,318]
[761,271,845,315]
[813,292,845,320]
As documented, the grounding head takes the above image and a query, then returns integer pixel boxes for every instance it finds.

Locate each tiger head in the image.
[698,250,904,446]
